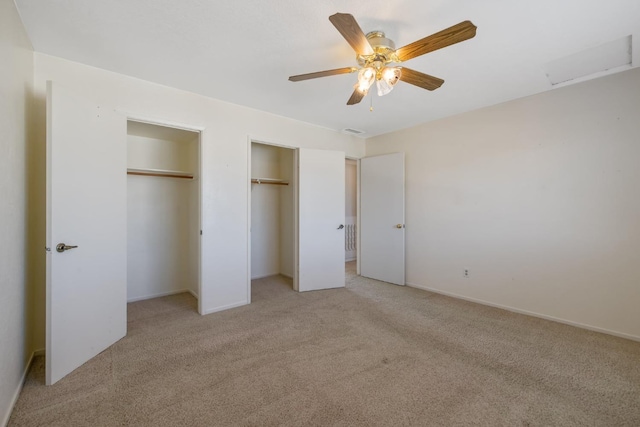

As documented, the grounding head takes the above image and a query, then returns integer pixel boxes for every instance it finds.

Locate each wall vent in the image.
[342,128,365,135]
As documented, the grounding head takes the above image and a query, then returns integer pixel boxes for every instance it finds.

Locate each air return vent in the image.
[543,35,632,86]
[342,128,365,135]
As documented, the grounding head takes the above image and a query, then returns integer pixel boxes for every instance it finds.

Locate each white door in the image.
[46,81,127,385]
[298,149,345,291]
[360,153,405,285]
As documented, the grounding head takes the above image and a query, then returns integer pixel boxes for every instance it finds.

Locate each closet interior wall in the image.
[251,143,294,280]
[126,121,200,302]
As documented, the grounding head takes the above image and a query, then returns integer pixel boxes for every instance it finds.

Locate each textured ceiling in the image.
[15,0,640,137]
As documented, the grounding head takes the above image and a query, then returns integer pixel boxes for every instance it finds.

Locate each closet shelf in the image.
[127,168,194,179]
[251,178,289,186]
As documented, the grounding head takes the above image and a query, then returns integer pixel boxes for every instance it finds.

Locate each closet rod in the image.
[251,178,289,186]
[127,168,194,179]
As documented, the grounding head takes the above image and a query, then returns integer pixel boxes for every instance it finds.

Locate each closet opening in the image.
[249,141,297,301]
[345,159,358,265]
[126,120,201,316]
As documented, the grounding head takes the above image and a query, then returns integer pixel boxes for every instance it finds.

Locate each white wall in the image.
[127,135,196,172]
[30,53,365,347]
[0,0,34,424]
[127,128,199,301]
[366,68,640,340]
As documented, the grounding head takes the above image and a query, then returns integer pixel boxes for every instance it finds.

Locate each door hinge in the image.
[200,230,203,236]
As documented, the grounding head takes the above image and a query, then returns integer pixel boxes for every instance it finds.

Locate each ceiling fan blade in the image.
[399,68,445,91]
[329,13,374,56]
[347,88,366,105]
[289,67,357,82]
[396,21,477,62]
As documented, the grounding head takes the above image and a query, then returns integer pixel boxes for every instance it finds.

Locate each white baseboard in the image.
[188,289,199,300]
[127,289,192,303]
[406,282,640,343]
[251,272,280,280]
[202,300,248,315]
[251,272,293,280]
[2,350,37,427]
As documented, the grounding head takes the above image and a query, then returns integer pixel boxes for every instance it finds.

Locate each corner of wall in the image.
[0,0,38,423]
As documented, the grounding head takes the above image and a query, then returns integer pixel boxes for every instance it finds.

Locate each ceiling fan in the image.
[289,13,477,105]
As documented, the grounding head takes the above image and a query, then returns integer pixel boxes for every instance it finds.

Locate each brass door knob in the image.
[396,224,404,229]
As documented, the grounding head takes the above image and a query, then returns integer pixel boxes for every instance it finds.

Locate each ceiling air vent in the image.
[543,35,632,86]
[342,128,365,136]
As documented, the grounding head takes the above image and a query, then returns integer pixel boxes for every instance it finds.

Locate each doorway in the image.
[248,141,347,299]
[345,159,358,263]
[249,142,296,298]
[126,120,201,314]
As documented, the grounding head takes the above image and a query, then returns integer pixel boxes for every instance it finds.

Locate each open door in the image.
[298,148,345,291]
[360,153,405,285]
[46,81,127,384]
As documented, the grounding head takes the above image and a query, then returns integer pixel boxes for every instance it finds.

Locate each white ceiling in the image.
[15,0,640,137]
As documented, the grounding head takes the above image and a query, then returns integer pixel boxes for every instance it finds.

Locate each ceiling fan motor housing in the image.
[357,31,398,67]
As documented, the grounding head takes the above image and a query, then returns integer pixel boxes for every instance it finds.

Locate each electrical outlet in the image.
[464,269,469,278]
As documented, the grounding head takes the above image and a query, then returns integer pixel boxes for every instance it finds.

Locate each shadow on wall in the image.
[26,92,46,353]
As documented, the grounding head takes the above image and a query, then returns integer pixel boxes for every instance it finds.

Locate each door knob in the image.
[396,224,404,229]
[56,243,78,253]
[337,224,344,230]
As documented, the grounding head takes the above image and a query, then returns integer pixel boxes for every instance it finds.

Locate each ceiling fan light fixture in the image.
[383,67,402,83]
[357,67,376,92]
[353,82,369,96]
[377,67,402,96]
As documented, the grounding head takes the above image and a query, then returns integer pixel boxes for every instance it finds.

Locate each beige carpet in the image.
[9,263,640,426]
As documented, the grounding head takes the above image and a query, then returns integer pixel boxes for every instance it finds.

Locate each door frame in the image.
[246,137,299,301]
[124,112,206,314]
